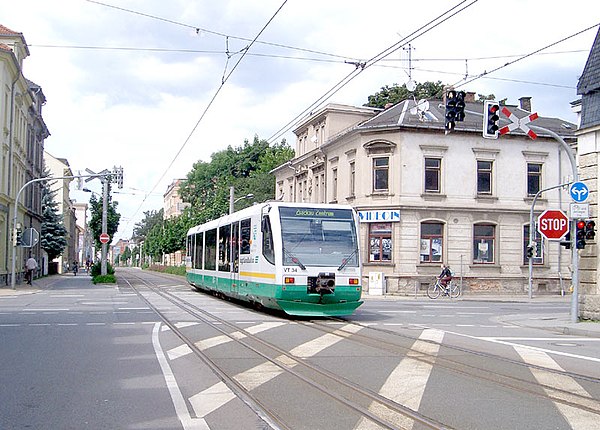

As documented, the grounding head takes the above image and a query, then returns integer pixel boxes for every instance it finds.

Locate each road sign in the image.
[21,228,40,248]
[499,107,538,140]
[99,233,110,244]
[570,203,590,219]
[569,181,589,203]
[537,209,569,240]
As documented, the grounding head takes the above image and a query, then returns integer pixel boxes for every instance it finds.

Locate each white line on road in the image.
[152,323,209,430]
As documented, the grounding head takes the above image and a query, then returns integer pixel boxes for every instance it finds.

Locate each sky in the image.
[3,0,599,243]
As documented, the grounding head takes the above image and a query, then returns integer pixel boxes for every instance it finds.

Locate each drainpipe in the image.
[5,73,21,277]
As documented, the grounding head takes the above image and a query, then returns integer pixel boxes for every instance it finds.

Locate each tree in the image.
[180,136,294,226]
[364,81,445,108]
[40,173,68,261]
[88,187,121,250]
[132,209,164,243]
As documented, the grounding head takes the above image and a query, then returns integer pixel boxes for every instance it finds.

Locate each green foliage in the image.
[120,247,132,265]
[88,186,121,249]
[92,274,116,284]
[40,168,68,261]
[364,81,445,108]
[132,209,164,243]
[90,261,115,277]
[148,264,186,276]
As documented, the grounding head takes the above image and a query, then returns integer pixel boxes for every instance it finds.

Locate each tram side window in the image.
[240,218,251,254]
[186,235,192,261]
[262,216,275,265]
[194,232,203,269]
[205,229,217,271]
[218,224,231,272]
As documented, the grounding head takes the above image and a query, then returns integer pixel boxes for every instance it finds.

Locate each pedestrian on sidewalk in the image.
[25,255,37,285]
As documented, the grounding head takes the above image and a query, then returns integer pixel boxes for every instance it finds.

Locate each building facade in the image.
[0,25,48,284]
[163,179,189,266]
[576,27,600,320]
[273,97,577,295]
[44,151,76,273]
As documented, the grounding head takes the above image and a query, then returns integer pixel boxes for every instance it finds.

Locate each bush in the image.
[90,261,115,277]
[147,264,186,277]
[92,274,116,284]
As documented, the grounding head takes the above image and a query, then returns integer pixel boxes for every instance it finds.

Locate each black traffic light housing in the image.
[526,242,537,259]
[445,90,466,132]
[560,232,571,249]
[585,220,596,240]
[576,220,586,249]
[483,100,500,139]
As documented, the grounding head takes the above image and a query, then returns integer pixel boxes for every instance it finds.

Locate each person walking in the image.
[25,255,37,285]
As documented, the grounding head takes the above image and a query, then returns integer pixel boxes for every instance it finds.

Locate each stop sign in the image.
[537,210,569,240]
[99,233,110,244]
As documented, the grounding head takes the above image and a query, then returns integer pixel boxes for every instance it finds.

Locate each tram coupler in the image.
[308,272,336,295]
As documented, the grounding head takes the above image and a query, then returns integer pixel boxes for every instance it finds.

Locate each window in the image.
[527,163,542,196]
[349,161,355,197]
[332,168,338,201]
[205,229,217,270]
[194,232,203,269]
[373,157,389,192]
[240,218,251,254]
[262,215,275,265]
[523,224,543,265]
[369,223,392,262]
[473,224,495,264]
[424,158,441,193]
[420,222,443,263]
[477,160,493,194]
[218,225,231,272]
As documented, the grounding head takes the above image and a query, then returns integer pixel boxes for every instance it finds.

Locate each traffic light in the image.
[483,100,500,139]
[576,220,586,249]
[526,242,537,259]
[585,220,596,240]
[560,232,571,249]
[13,225,23,246]
[445,90,466,131]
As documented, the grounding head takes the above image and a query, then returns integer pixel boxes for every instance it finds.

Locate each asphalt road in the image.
[1,271,599,430]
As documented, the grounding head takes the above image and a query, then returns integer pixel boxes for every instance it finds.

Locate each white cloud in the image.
[3,0,598,241]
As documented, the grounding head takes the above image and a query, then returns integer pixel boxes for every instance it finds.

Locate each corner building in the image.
[273,97,577,295]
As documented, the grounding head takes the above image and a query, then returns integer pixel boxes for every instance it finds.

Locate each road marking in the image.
[513,345,600,429]
[168,344,193,360]
[356,328,445,430]
[189,381,236,418]
[152,323,209,430]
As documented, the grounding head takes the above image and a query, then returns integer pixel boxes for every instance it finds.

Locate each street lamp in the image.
[229,186,254,214]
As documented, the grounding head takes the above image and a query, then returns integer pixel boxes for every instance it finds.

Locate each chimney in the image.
[519,96,532,112]
[465,91,476,103]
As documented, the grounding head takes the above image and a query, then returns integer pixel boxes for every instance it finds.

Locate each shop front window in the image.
[369,223,392,262]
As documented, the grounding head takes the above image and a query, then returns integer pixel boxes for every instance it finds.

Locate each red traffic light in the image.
[577,220,586,229]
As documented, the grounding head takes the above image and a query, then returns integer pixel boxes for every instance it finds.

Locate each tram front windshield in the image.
[279,207,359,268]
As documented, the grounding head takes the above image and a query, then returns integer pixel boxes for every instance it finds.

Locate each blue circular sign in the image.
[569,181,589,203]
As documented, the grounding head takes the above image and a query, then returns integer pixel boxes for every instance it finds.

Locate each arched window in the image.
[473,223,496,264]
[420,222,444,263]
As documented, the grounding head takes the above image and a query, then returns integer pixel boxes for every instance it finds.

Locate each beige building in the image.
[44,151,76,273]
[1,24,48,284]
[163,179,189,266]
[575,27,600,320]
[273,98,577,295]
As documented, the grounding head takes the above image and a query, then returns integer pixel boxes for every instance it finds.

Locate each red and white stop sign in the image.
[537,210,569,240]
[99,233,110,244]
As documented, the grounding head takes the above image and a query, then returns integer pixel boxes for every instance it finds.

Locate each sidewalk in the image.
[0,273,89,296]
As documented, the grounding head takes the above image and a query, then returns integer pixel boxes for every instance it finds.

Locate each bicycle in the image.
[427,277,461,299]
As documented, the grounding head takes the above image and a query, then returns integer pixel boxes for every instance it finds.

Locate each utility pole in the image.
[101,176,109,276]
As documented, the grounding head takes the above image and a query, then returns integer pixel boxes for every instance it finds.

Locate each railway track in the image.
[121,269,600,429]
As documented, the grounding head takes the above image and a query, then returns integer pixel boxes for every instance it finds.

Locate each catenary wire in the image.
[113,0,289,239]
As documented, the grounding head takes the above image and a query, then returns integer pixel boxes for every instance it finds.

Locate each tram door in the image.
[231,222,240,294]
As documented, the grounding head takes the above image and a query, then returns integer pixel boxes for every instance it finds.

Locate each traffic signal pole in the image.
[10,173,110,289]
[528,182,572,300]
[529,124,580,323]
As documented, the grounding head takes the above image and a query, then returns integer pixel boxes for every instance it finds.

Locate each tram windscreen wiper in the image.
[283,247,306,270]
[338,248,358,270]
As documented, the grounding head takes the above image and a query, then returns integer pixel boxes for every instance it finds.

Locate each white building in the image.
[273,95,577,295]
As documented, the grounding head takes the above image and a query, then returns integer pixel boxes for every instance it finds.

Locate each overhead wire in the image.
[104,0,289,239]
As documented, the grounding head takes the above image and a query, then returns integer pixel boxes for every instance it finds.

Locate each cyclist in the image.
[439,264,452,292]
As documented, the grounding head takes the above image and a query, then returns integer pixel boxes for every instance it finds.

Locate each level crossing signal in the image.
[483,100,500,139]
[445,90,466,131]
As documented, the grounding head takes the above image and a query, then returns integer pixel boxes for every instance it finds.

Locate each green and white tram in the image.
[186,202,363,316]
